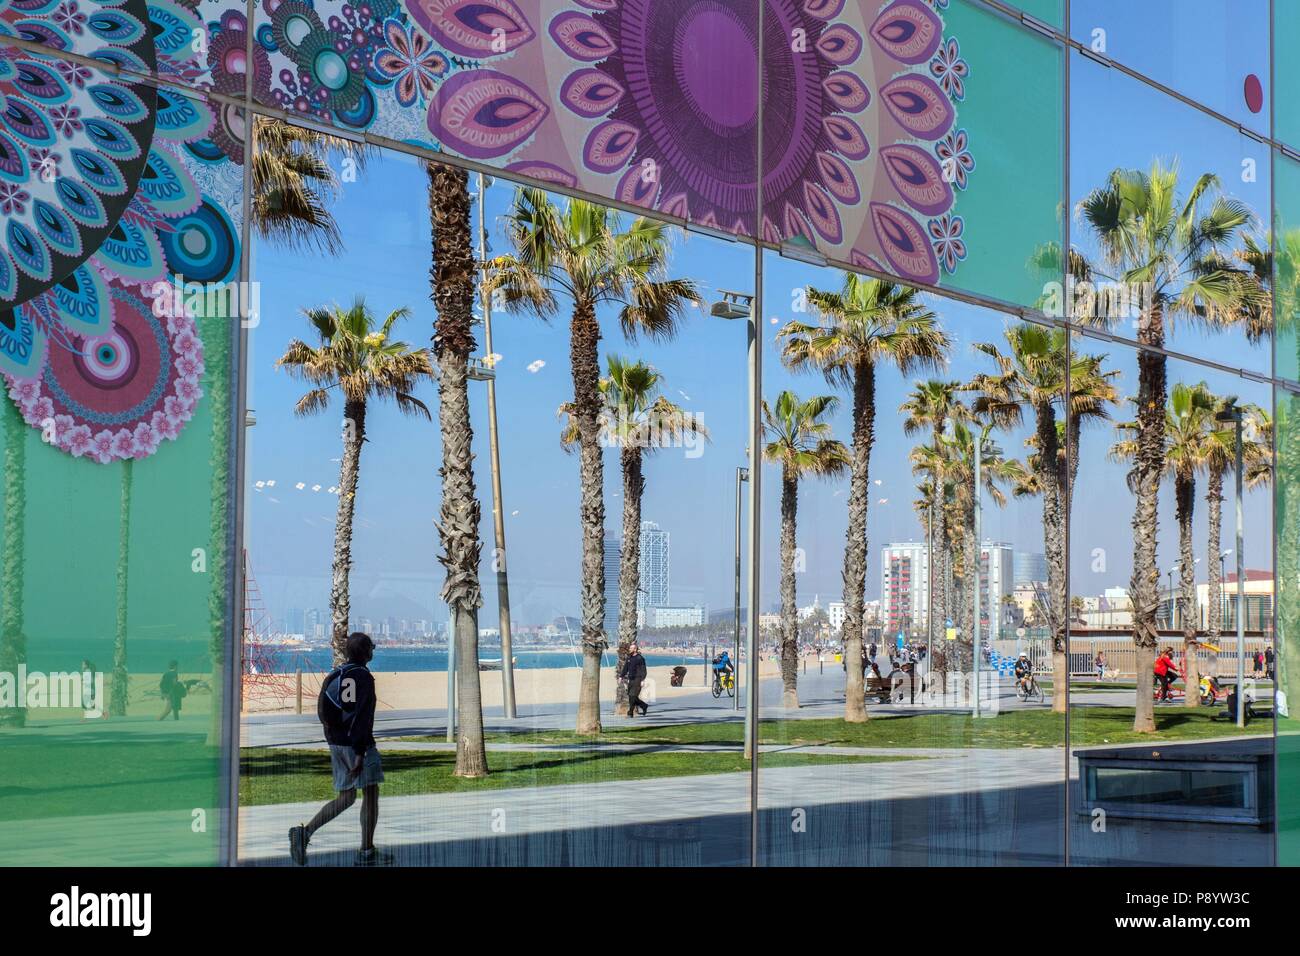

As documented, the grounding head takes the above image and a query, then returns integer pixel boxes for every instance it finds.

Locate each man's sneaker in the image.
[289,825,308,866]
[355,847,395,867]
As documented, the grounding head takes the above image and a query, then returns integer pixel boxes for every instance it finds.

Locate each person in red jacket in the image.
[1154,647,1180,701]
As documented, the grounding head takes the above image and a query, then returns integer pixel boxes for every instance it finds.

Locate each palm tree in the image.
[969,324,1118,712]
[251,116,370,255]
[1112,382,1218,707]
[562,355,707,710]
[0,401,26,726]
[426,161,488,777]
[901,380,967,658]
[1078,161,1263,732]
[488,189,697,734]
[940,420,1019,671]
[762,390,850,708]
[275,298,434,665]
[780,275,948,722]
[1204,400,1271,649]
[110,459,133,717]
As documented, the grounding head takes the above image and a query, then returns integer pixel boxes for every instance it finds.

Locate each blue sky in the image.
[246,45,1278,630]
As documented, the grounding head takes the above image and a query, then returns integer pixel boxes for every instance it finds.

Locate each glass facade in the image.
[0,0,1294,868]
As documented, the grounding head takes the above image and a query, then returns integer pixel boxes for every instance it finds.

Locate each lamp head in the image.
[711,290,753,320]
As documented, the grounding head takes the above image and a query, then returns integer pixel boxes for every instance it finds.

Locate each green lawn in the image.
[0,734,222,821]
[239,747,918,807]
[395,706,1265,751]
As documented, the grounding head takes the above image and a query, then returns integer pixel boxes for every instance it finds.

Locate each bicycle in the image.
[1015,673,1043,703]
[711,669,735,698]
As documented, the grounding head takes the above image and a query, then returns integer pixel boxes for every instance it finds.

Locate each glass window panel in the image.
[1277,1,1300,151]
[1070,49,1271,376]
[1277,381,1300,864]
[239,150,754,865]
[0,63,243,864]
[1067,342,1275,865]
[757,253,1066,866]
[1275,153,1300,385]
[1071,0,1270,135]
[800,0,1064,309]
[0,0,231,92]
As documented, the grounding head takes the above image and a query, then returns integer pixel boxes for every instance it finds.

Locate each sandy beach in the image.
[242,658,794,714]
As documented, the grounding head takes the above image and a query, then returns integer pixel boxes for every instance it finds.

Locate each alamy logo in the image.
[0,667,104,718]
[49,886,151,936]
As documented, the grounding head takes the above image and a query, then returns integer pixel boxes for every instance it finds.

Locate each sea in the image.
[34,639,710,675]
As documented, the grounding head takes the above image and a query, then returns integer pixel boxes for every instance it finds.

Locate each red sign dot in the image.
[1244,74,1263,113]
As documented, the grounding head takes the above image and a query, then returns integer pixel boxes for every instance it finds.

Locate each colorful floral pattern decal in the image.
[0,0,243,462]
[241,0,974,286]
[0,0,978,462]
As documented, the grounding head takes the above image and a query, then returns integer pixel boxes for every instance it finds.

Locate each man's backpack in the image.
[318,664,363,735]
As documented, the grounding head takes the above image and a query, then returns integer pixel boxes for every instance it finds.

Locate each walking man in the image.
[290,632,391,866]
[623,641,649,717]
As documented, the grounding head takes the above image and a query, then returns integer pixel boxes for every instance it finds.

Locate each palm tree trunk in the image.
[429,160,487,777]
[1206,464,1224,645]
[330,398,365,665]
[1278,394,1300,714]
[571,299,605,734]
[1176,472,1201,707]
[206,314,232,747]
[842,360,875,722]
[1131,306,1167,733]
[960,498,977,673]
[780,466,799,709]
[111,458,133,717]
[1036,401,1068,712]
[615,446,644,711]
[0,400,27,727]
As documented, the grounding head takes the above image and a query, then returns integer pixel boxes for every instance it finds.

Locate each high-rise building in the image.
[602,533,621,635]
[881,542,930,636]
[979,543,1015,642]
[882,540,1014,640]
[639,520,670,608]
[1013,551,1048,587]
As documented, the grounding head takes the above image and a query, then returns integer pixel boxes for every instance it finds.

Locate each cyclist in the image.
[712,650,735,686]
[1154,647,1179,701]
[1014,652,1035,695]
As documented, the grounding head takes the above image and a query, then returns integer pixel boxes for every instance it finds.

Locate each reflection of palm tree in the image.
[1078,161,1263,732]
[941,420,1019,670]
[901,380,966,657]
[780,276,948,722]
[489,189,697,734]
[970,324,1118,711]
[762,391,849,708]
[251,117,369,254]
[1113,382,1216,706]
[562,355,707,710]
[110,460,133,716]
[276,299,433,665]
[0,401,26,726]
[426,161,488,777]
[1204,396,1270,651]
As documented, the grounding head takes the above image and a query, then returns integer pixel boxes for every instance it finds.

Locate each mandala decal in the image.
[234,1,975,285]
[0,0,240,463]
[538,0,975,284]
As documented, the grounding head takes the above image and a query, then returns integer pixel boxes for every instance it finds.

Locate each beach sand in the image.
[241,658,794,714]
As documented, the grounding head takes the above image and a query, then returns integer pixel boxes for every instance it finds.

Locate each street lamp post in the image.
[927,499,934,662]
[1216,405,1247,727]
[734,465,748,712]
[711,290,759,756]
[1167,566,1178,631]
[474,171,517,719]
[973,428,983,719]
